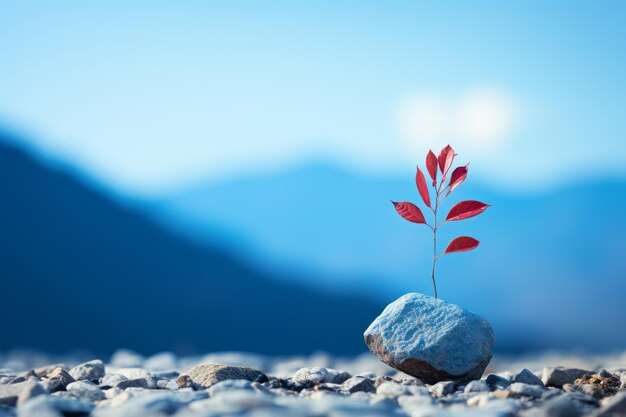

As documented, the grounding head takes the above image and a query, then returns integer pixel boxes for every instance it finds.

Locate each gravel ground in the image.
[1,349,626,416]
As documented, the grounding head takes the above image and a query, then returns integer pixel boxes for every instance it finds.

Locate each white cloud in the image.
[396,86,520,153]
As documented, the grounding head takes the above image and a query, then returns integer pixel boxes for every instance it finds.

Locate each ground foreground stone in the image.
[364,293,494,384]
[178,363,265,389]
[1,349,625,416]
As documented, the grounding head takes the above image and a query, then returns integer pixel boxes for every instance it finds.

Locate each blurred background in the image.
[1,1,625,358]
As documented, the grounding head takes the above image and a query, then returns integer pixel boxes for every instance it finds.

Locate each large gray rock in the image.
[177,363,265,389]
[364,293,494,384]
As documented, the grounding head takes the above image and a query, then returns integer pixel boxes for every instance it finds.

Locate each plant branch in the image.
[431,178,446,299]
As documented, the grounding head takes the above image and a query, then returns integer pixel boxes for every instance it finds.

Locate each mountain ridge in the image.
[0,134,382,356]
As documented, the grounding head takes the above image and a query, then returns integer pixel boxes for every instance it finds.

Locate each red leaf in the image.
[392,201,426,224]
[438,145,455,176]
[447,164,468,194]
[445,200,490,221]
[444,236,480,254]
[415,167,431,208]
[426,150,438,186]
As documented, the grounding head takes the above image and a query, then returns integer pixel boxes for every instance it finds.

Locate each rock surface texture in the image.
[178,363,265,389]
[364,293,495,384]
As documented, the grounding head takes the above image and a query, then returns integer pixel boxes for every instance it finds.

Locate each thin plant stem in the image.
[431,212,438,298]
[430,178,445,298]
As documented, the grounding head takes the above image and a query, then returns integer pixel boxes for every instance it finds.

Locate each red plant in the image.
[392,145,489,298]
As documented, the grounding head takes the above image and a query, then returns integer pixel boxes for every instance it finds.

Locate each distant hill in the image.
[0,134,382,356]
[154,161,626,352]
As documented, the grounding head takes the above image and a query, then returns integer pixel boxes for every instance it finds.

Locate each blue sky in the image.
[1,1,625,195]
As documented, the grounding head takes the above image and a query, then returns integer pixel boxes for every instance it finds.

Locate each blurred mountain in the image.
[154,161,626,352]
[0,136,383,356]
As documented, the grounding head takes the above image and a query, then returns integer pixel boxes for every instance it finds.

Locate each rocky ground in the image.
[1,350,626,417]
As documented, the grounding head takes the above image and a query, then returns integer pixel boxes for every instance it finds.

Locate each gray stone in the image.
[373,376,394,387]
[541,367,590,388]
[293,367,336,384]
[400,377,424,386]
[156,379,178,390]
[376,381,408,397]
[328,370,352,384]
[178,363,264,389]
[596,391,626,417]
[17,380,47,405]
[19,371,38,381]
[32,364,67,379]
[563,383,606,399]
[364,293,494,384]
[341,376,376,393]
[485,374,511,389]
[66,380,105,401]
[40,378,63,393]
[464,380,489,393]
[116,378,149,390]
[514,368,544,386]
[428,380,456,396]
[100,374,127,387]
[510,382,545,398]
[68,360,105,382]
[17,395,94,416]
[45,368,75,390]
